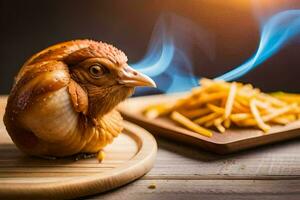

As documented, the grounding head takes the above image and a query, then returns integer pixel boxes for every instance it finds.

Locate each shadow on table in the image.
[0,143,95,164]
[155,135,300,162]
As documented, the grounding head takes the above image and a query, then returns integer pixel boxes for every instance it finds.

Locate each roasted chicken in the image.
[4,40,155,159]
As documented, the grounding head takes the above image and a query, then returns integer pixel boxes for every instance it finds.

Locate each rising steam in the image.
[132,9,300,94]
[217,9,300,81]
[131,13,214,94]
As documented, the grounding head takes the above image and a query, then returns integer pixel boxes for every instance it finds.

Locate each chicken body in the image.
[4,40,155,158]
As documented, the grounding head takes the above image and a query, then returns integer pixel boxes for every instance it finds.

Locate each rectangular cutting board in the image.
[118,93,300,154]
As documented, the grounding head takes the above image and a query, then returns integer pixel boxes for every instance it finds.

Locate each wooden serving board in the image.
[118,93,300,154]
[0,97,157,200]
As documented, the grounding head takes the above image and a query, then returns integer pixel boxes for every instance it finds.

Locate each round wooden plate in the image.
[0,97,157,200]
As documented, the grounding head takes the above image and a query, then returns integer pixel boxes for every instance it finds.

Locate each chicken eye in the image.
[89,65,106,77]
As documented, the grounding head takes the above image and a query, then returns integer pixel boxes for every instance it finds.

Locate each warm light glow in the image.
[217,9,300,81]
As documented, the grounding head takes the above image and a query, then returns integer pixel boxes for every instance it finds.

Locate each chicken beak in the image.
[118,65,156,87]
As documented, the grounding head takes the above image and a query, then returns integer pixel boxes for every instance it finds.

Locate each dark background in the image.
[0,0,300,94]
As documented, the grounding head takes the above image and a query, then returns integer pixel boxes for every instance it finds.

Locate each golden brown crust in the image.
[4,61,71,156]
[68,80,89,114]
[16,41,90,84]
[81,109,123,152]
[9,61,70,111]
[64,41,128,65]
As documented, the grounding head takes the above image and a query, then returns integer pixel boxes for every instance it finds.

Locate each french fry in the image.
[220,97,227,107]
[194,112,221,125]
[179,108,211,119]
[254,100,272,110]
[262,103,298,122]
[237,118,256,127]
[271,92,300,104]
[143,103,174,119]
[250,100,271,132]
[235,96,250,109]
[233,101,250,113]
[271,114,296,125]
[224,82,237,118]
[230,113,252,122]
[190,91,227,107]
[224,118,231,128]
[207,104,225,114]
[204,120,215,127]
[214,117,225,133]
[170,111,213,137]
[258,93,287,107]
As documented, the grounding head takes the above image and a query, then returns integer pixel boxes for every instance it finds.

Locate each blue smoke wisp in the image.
[217,10,300,81]
[132,18,175,77]
[131,13,214,93]
[132,9,300,94]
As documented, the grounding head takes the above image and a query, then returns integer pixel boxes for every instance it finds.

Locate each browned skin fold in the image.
[3,40,140,157]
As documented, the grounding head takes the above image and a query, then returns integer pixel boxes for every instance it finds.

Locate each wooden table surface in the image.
[88,136,300,200]
[1,96,300,200]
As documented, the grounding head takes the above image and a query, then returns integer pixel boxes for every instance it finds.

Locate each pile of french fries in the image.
[143,79,300,137]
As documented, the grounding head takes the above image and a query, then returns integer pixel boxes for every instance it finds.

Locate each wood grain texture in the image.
[87,180,300,200]
[85,136,300,200]
[86,96,300,200]
[2,95,300,200]
[0,96,157,200]
[148,137,300,178]
[118,94,300,154]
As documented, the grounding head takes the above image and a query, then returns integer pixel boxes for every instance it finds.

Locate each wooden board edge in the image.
[122,113,300,155]
[0,121,157,200]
